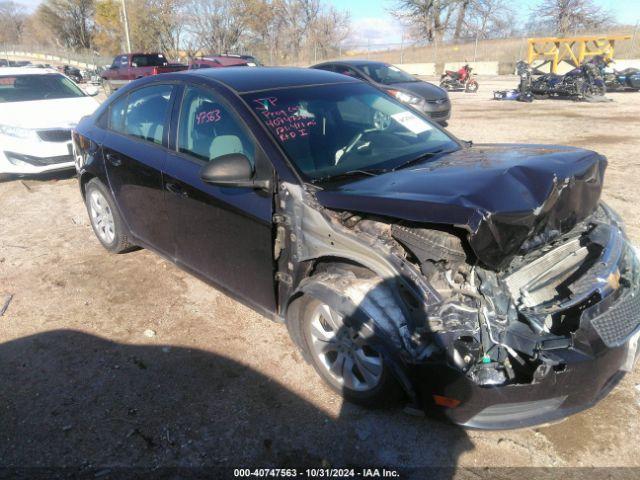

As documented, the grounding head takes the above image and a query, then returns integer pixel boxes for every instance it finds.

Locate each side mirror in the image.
[200,153,270,190]
[84,85,99,96]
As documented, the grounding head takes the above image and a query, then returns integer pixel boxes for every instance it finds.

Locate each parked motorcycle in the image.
[83,66,105,86]
[587,56,640,92]
[493,61,534,102]
[59,65,83,83]
[605,68,640,91]
[440,64,479,93]
[531,61,606,101]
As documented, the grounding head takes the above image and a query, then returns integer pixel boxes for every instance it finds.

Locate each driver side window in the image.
[177,86,255,165]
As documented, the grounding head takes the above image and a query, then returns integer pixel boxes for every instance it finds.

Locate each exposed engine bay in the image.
[276,171,640,400]
[332,203,635,388]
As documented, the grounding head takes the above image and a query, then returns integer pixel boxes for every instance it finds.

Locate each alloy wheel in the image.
[89,189,115,244]
[307,303,383,392]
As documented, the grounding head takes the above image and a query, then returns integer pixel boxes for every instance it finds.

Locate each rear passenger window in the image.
[123,85,173,145]
[177,86,254,164]
[108,94,128,133]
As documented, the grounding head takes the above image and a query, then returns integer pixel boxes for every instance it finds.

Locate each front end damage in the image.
[277,179,640,429]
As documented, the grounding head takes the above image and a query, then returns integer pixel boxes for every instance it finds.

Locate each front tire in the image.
[465,80,479,93]
[289,293,401,407]
[85,178,133,253]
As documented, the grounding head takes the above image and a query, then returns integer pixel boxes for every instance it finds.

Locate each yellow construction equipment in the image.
[527,35,631,73]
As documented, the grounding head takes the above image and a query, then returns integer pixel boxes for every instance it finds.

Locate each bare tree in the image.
[0,1,27,44]
[392,0,457,43]
[467,0,516,40]
[452,0,471,40]
[530,0,613,36]
[36,0,95,50]
[186,0,248,54]
[308,3,350,60]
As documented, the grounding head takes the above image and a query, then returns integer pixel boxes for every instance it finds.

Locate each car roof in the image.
[0,67,61,76]
[315,59,388,67]
[185,66,359,93]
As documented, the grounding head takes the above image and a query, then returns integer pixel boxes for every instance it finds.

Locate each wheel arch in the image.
[285,261,420,405]
[79,171,97,199]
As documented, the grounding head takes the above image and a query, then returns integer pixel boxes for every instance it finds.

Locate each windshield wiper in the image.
[391,148,450,171]
[311,168,387,184]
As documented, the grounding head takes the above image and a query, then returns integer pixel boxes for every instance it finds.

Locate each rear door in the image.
[102,83,176,254]
[163,84,276,312]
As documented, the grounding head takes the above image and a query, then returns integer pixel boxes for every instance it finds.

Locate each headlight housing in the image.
[387,89,422,105]
[0,125,39,141]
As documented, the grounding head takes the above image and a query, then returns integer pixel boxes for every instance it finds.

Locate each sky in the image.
[339,0,640,45]
[12,0,640,46]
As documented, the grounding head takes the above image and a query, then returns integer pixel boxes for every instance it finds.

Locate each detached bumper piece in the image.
[5,151,74,166]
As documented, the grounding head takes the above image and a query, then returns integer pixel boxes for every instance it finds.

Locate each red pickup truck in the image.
[101,53,187,94]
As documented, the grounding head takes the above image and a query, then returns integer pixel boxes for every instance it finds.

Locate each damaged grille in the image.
[587,291,640,348]
[504,223,625,315]
[504,237,590,307]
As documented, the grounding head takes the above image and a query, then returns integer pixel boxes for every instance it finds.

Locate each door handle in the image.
[166,182,188,198]
[105,152,122,167]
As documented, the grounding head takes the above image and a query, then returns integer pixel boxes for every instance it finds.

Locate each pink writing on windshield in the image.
[253,97,278,111]
[259,105,316,142]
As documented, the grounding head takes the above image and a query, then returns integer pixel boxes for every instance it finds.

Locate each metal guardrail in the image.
[0,50,98,69]
[0,46,114,70]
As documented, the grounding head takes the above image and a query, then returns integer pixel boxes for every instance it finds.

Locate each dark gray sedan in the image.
[311,60,451,125]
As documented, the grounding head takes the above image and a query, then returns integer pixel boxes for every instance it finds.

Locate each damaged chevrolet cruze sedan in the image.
[73,68,640,429]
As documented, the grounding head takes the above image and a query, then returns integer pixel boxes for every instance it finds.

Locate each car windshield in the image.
[359,63,418,84]
[0,73,85,103]
[244,83,458,182]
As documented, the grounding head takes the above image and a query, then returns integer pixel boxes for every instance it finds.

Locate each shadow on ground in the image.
[0,329,473,478]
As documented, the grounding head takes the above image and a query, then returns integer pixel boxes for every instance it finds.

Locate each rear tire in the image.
[85,178,134,253]
[288,285,402,408]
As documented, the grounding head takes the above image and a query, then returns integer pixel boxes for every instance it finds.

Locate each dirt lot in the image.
[1,78,639,476]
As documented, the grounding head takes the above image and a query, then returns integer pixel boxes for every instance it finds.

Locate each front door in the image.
[163,84,276,312]
[103,83,175,254]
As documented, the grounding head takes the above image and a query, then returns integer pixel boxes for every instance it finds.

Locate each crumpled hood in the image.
[0,97,99,129]
[315,144,607,270]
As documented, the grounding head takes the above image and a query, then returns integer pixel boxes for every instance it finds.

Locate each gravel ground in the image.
[0,78,639,477]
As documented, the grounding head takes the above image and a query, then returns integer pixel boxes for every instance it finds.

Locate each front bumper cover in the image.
[421,99,451,123]
[0,133,75,174]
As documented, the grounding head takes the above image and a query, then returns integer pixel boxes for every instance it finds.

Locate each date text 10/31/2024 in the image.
[233,468,401,478]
